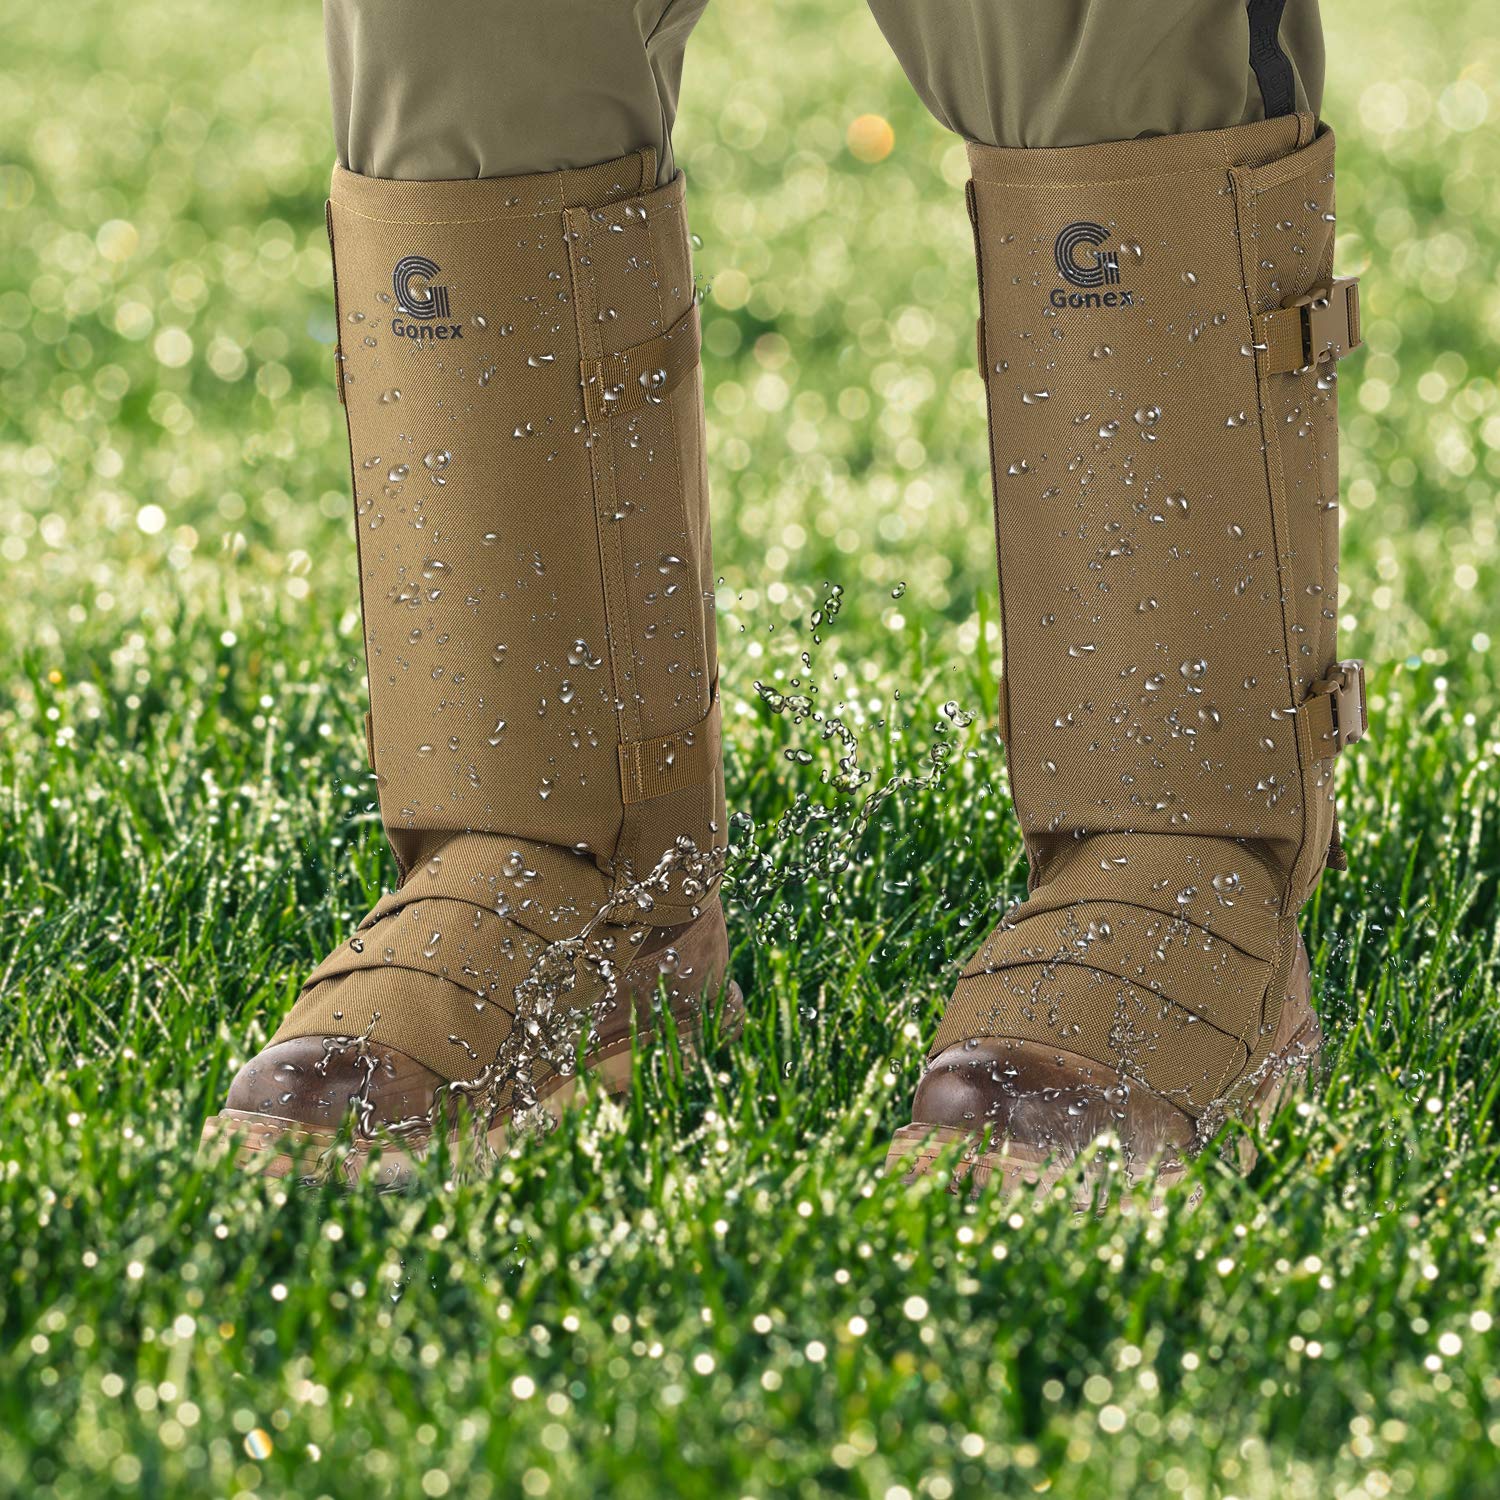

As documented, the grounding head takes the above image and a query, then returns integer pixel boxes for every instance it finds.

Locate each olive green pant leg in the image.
[323,0,710,181]
[866,0,1324,147]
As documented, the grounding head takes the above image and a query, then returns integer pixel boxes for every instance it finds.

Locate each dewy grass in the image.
[2,0,1499,1495]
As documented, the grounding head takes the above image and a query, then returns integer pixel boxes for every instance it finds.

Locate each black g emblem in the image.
[392,255,451,319]
[1055,222,1120,289]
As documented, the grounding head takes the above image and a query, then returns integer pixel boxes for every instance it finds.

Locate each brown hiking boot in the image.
[202,150,737,1185]
[887,114,1366,1206]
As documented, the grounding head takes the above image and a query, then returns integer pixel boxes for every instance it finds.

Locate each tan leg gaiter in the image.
[255,150,726,1086]
[864,1,1367,1186]
[205,11,733,1179]
[893,111,1365,1169]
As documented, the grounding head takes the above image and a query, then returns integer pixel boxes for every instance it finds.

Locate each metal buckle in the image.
[1299,292,1347,367]
[1316,659,1367,750]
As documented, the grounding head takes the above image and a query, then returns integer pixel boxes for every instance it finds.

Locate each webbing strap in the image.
[1301,659,1368,756]
[299,895,538,1005]
[1247,0,1297,119]
[580,301,701,424]
[618,696,721,805]
[1259,278,1362,373]
[962,901,1271,1040]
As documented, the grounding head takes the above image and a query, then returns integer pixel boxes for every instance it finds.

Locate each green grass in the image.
[3,0,1500,1494]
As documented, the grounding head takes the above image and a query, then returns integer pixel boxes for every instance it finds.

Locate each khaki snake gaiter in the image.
[932,113,1366,1120]
[269,149,726,1079]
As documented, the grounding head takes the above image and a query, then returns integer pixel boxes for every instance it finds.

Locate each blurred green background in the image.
[1,0,1497,686]
[2,1,1498,1496]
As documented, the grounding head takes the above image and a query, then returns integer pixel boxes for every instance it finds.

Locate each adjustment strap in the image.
[325,201,348,405]
[1259,278,1362,373]
[1302,659,1368,756]
[361,831,612,941]
[619,694,721,805]
[580,301,701,424]
[1247,0,1297,119]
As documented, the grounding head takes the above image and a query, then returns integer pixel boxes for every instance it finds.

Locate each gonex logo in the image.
[391,256,463,342]
[393,256,450,318]
[1054,222,1119,287]
[1050,222,1134,310]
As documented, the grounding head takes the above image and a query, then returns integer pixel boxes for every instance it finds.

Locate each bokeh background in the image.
[2,0,1498,1495]
[4,1,1498,693]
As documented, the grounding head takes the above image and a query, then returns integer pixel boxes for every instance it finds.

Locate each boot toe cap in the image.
[223,1035,444,1136]
[911,1038,1196,1164]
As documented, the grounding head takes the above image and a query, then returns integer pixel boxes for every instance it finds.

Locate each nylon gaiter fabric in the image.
[268,150,725,1076]
[925,113,1360,1118]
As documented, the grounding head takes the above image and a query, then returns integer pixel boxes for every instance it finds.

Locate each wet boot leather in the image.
[205,150,734,1181]
[888,114,1366,1200]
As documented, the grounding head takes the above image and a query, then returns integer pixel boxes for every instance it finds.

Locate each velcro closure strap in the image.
[363,831,611,941]
[1302,659,1368,756]
[1259,277,1362,373]
[580,301,701,424]
[963,901,1272,1039]
[1018,833,1283,962]
[618,695,721,805]
[299,895,542,1008]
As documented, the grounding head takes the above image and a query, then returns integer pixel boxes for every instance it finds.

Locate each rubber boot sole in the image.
[201,982,744,1189]
[885,940,1320,1212]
